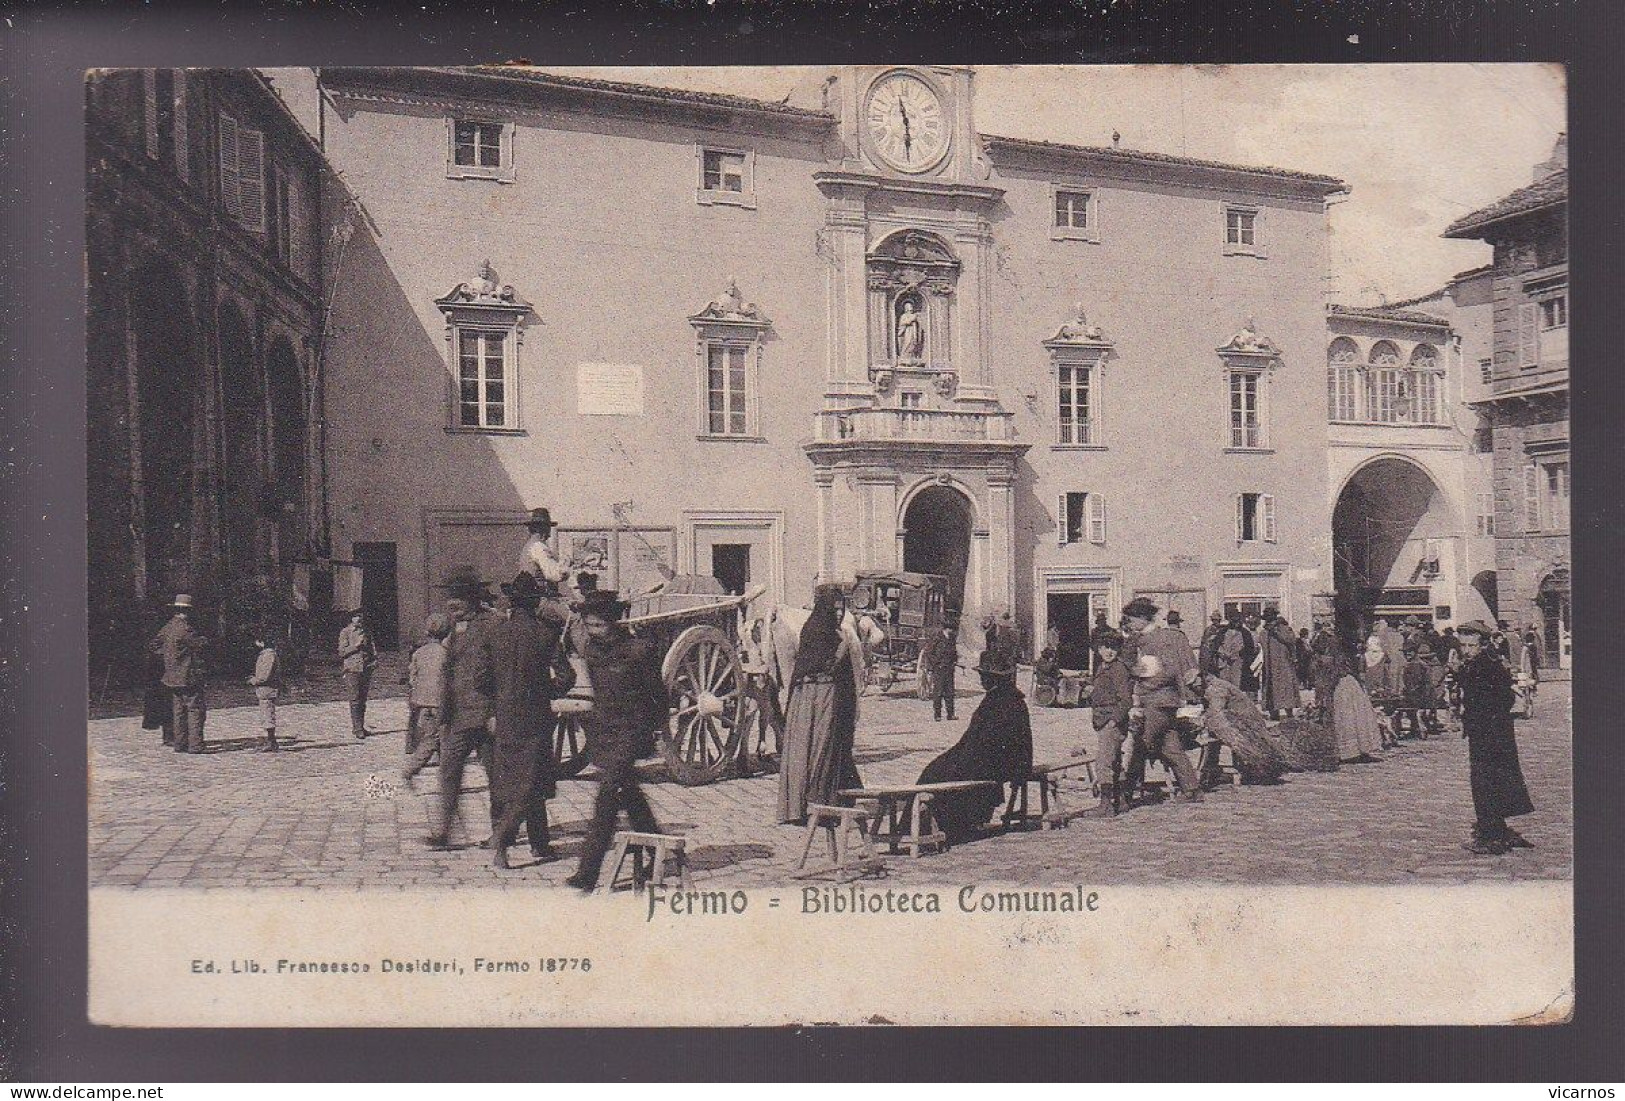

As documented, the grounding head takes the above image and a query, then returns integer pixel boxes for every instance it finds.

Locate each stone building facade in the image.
[1324,293,1496,640]
[1445,136,1569,669]
[86,69,327,673]
[308,65,1347,656]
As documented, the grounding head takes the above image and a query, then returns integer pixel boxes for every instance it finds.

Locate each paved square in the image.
[89,683,1571,890]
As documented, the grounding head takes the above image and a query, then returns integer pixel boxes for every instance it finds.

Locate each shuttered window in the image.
[218,111,266,232]
[1057,492,1107,546]
[1517,302,1540,369]
[1237,493,1275,543]
[1524,463,1541,531]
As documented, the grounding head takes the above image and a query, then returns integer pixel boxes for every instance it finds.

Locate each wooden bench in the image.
[793,804,882,880]
[839,781,998,857]
[604,831,689,894]
[1003,759,1098,830]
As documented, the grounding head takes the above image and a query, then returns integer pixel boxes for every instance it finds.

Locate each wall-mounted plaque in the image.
[576,362,645,415]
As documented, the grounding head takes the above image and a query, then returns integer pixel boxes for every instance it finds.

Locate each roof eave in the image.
[1443,197,1567,240]
[983,134,1347,198]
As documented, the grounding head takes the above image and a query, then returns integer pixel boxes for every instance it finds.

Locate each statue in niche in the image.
[896,299,925,363]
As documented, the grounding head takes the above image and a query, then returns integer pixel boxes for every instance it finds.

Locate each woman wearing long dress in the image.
[1330,673,1385,761]
[777,588,862,824]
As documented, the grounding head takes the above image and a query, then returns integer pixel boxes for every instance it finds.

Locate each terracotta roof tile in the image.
[1328,304,1449,326]
[1444,169,1567,238]
[456,65,834,119]
[983,133,1346,190]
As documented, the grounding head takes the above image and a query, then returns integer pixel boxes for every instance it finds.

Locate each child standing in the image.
[248,631,281,752]
[1085,627,1132,816]
[401,613,451,787]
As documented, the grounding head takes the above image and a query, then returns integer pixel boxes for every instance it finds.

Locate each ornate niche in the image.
[866,229,959,393]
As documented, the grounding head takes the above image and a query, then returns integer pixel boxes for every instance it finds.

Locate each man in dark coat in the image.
[1308,617,1346,719]
[149,594,208,753]
[1455,621,1535,854]
[920,613,960,721]
[566,590,668,891]
[1260,609,1301,718]
[484,573,576,869]
[1198,611,1226,675]
[916,658,1033,839]
[426,568,500,851]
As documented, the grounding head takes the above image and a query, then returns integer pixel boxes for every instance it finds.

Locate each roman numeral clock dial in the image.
[865,73,949,173]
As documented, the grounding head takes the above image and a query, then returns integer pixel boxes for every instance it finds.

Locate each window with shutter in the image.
[1235,494,1245,542]
[235,126,266,232]
[1517,302,1539,369]
[1262,494,1277,543]
[1524,463,1541,531]
[1088,493,1107,545]
[1056,494,1070,547]
[218,112,241,221]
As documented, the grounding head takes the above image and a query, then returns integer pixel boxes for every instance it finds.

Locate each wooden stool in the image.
[604,831,690,894]
[1003,759,1098,830]
[794,804,880,879]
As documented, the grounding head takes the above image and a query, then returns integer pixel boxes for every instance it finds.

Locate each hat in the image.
[977,647,1017,677]
[1263,606,1280,621]
[171,593,194,609]
[1403,615,1423,628]
[1495,619,1510,629]
[501,571,545,607]
[524,507,556,530]
[1121,597,1159,621]
[575,588,630,620]
[440,566,493,602]
[1457,620,1494,638]
[1166,610,1183,626]
[1210,610,1224,622]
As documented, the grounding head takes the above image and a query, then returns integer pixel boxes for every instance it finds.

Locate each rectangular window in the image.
[1369,368,1403,423]
[1479,358,1493,385]
[696,146,756,208]
[266,166,292,266]
[1327,366,1360,422]
[1543,460,1569,533]
[1226,208,1256,246]
[1237,492,1276,543]
[1056,492,1107,546]
[1057,363,1092,444]
[1538,294,1568,364]
[1412,370,1441,424]
[1540,296,1567,330]
[218,112,265,233]
[1517,301,1540,369]
[706,344,749,437]
[1054,190,1090,229]
[457,329,506,429]
[453,120,503,168]
[702,150,746,193]
[1476,492,1496,537]
[1229,370,1263,448]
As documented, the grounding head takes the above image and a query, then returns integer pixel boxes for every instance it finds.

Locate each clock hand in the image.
[898,100,913,157]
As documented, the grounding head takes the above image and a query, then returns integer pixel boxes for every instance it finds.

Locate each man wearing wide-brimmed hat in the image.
[519,507,570,586]
[426,567,500,851]
[148,593,208,754]
[484,572,576,869]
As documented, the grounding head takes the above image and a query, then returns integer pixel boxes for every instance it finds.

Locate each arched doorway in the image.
[1471,570,1499,620]
[902,483,972,614]
[266,336,305,557]
[1332,456,1453,638]
[132,263,201,597]
[1537,568,1570,670]
[218,301,264,576]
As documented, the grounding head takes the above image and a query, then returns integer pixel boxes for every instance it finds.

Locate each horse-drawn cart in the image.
[551,576,764,787]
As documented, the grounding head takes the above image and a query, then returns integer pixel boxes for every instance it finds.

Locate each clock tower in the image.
[807,66,1025,626]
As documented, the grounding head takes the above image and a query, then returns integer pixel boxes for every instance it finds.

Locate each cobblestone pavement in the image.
[89,683,1571,891]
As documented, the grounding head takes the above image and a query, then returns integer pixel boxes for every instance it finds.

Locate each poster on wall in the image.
[554,527,675,596]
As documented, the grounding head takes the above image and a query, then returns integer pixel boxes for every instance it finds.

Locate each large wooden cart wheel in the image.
[550,696,592,778]
[661,624,746,786]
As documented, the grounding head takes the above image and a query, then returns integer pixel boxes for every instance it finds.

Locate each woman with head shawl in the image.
[777,586,863,824]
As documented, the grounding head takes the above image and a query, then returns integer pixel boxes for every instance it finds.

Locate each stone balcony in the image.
[811,406,1016,444]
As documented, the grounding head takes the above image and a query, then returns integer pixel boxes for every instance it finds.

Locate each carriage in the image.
[549,575,765,787]
[842,570,949,692]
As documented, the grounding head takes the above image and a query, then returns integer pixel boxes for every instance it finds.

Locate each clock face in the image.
[865,72,950,173]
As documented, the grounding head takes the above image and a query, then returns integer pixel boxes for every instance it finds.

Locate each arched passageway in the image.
[1332,457,1452,638]
[902,484,972,614]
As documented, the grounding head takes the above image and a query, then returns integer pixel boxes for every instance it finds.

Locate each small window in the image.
[1479,357,1493,385]
[1236,492,1276,543]
[218,112,265,233]
[1228,369,1265,448]
[1540,296,1567,330]
[457,329,507,429]
[1050,186,1099,241]
[447,119,514,182]
[696,146,756,208]
[1476,492,1496,537]
[1224,205,1263,256]
[704,344,751,437]
[1057,492,1107,546]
